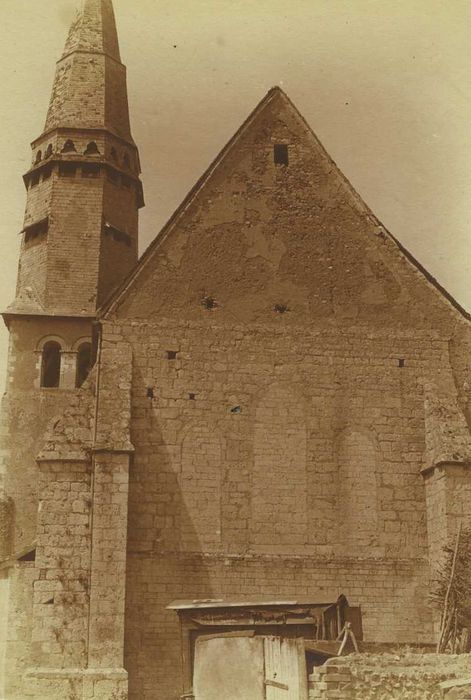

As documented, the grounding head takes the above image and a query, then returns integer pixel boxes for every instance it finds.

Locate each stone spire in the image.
[9,0,142,317]
[62,0,121,61]
[44,0,132,141]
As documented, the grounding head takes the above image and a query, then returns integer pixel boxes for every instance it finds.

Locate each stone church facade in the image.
[1,1,471,699]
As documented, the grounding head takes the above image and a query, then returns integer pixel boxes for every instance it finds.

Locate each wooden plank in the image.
[265,679,289,691]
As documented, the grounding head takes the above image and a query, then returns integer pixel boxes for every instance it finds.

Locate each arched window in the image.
[40,341,62,388]
[61,139,76,153]
[45,144,53,159]
[76,342,92,388]
[35,150,42,164]
[84,141,100,155]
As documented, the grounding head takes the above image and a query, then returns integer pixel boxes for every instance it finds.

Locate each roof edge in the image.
[98,87,285,317]
[98,86,470,323]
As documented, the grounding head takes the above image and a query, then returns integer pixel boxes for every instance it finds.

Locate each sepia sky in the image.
[1,0,471,389]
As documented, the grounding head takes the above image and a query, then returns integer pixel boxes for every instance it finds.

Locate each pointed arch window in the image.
[84,141,100,156]
[35,150,42,164]
[61,140,76,153]
[76,342,92,388]
[45,144,53,159]
[41,341,62,388]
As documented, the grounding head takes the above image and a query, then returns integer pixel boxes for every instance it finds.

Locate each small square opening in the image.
[81,163,101,179]
[274,143,289,166]
[59,162,77,178]
[42,165,53,181]
[167,351,178,360]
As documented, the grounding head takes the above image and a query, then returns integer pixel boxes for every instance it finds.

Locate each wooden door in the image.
[264,637,308,700]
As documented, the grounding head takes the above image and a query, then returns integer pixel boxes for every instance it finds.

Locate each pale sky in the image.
[1,0,471,390]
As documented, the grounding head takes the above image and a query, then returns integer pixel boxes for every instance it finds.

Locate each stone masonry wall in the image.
[99,175,139,305]
[96,314,464,700]
[309,653,471,700]
[1,339,131,699]
[1,317,93,554]
[30,460,92,670]
[125,553,431,700]
[16,160,139,315]
[16,172,54,308]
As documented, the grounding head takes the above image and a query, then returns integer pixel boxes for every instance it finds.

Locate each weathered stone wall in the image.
[3,38,471,700]
[30,460,92,670]
[309,653,471,700]
[99,87,471,698]
[16,173,54,307]
[1,2,140,696]
[15,157,139,316]
[0,571,9,698]
[424,464,471,576]
[46,165,104,313]
[96,312,465,699]
[99,173,139,305]
[125,552,431,699]
[3,562,37,699]
[1,338,132,698]
[1,317,93,554]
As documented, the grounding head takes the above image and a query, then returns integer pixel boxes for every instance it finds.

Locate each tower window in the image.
[42,165,53,181]
[45,144,53,159]
[84,141,100,155]
[41,341,62,388]
[59,162,77,178]
[76,342,93,388]
[81,163,101,178]
[61,140,76,153]
[35,150,42,164]
[103,222,131,246]
[24,218,49,245]
[274,143,289,166]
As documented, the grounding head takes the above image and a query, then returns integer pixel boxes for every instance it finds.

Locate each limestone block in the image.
[0,491,12,560]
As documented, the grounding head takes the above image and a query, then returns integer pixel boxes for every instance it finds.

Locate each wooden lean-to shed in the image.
[168,595,362,699]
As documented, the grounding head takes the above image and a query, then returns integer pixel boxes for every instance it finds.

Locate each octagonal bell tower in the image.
[1,0,143,599]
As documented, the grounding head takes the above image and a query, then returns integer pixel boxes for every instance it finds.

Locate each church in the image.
[1,1,471,699]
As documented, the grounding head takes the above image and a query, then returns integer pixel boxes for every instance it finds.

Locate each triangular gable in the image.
[100,87,469,326]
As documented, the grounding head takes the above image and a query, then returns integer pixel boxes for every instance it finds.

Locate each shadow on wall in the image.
[124,365,213,699]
